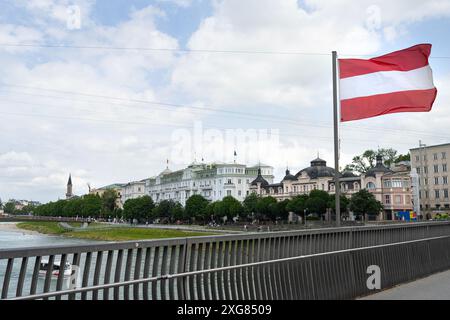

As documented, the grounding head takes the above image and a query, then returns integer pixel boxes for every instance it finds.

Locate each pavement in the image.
[361,269,450,300]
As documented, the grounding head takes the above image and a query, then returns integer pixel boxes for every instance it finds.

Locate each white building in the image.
[121,180,146,204]
[145,162,274,206]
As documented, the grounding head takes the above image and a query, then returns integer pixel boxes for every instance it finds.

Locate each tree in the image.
[349,189,383,219]
[152,200,176,220]
[327,195,350,216]
[123,196,155,222]
[243,193,259,217]
[344,148,403,173]
[205,201,218,221]
[344,150,377,173]
[255,196,277,220]
[81,194,102,218]
[395,153,410,163]
[213,196,243,221]
[305,190,329,216]
[3,201,16,214]
[185,195,209,221]
[268,199,290,221]
[378,148,398,168]
[101,189,118,216]
[63,198,83,217]
[170,202,185,222]
[286,194,308,215]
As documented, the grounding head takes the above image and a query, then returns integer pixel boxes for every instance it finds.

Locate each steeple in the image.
[66,174,73,199]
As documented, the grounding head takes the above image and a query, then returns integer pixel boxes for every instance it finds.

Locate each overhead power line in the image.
[1,83,448,140]
[1,42,450,59]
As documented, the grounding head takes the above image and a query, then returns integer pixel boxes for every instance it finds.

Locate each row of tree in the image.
[11,186,383,224]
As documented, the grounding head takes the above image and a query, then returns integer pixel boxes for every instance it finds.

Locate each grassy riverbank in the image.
[16,222,215,241]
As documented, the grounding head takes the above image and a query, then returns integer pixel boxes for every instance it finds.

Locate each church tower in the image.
[66,174,73,199]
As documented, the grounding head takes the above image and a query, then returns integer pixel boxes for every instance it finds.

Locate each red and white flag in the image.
[338,44,437,122]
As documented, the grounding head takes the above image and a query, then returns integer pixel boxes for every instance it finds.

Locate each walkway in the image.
[361,269,450,300]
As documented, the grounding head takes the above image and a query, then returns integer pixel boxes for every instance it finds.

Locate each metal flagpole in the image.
[332,51,341,227]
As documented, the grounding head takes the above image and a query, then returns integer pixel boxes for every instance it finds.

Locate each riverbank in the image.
[16,221,217,241]
[0,222,41,235]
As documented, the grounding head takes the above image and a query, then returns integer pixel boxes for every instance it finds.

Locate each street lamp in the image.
[304,208,308,228]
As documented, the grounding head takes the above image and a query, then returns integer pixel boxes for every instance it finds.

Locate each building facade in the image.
[90,183,125,208]
[250,156,414,220]
[145,162,274,206]
[410,143,450,217]
[121,180,146,204]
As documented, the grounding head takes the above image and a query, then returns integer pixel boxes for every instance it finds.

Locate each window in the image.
[238,190,242,196]
[227,179,232,184]
[419,190,422,199]
[443,152,447,160]
[227,190,231,196]
[392,179,402,188]
[434,153,438,160]
[435,190,440,199]
[238,179,241,184]
[444,176,448,185]
[394,195,402,204]
[417,167,421,174]
[444,189,449,199]
[424,166,428,174]
[425,191,429,198]
[424,155,427,161]
[416,155,420,162]
[383,180,391,188]
[435,177,439,185]
[434,165,439,173]
[384,195,391,204]
[424,178,428,185]
[366,182,376,189]
[443,164,447,172]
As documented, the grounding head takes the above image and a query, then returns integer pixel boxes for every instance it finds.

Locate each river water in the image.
[0,222,102,299]
[0,222,99,249]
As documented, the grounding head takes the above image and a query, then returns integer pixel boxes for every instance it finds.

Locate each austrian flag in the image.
[338,44,437,122]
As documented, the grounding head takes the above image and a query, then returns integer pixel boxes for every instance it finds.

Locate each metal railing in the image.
[1,221,450,300]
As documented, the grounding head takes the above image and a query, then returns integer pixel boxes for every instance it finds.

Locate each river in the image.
[0,222,102,299]
[0,222,99,249]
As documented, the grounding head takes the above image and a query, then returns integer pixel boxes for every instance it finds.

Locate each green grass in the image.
[17,221,67,234]
[16,221,215,241]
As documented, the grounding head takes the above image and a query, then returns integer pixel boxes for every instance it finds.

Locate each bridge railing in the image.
[1,221,450,300]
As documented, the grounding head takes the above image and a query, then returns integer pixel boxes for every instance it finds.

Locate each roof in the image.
[410,142,450,151]
[67,174,72,185]
[365,155,392,177]
[99,183,126,190]
[341,170,357,178]
[295,157,336,179]
[250,163,272,168]
[282,169,297,181]
[265,182,283,188]
[159,167,172,176]
[250,168,269,186]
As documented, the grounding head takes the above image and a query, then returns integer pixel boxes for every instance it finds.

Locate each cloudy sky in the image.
[1,0,450,203]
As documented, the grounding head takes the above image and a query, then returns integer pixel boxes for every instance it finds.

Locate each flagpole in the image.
[332,50,341,227]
